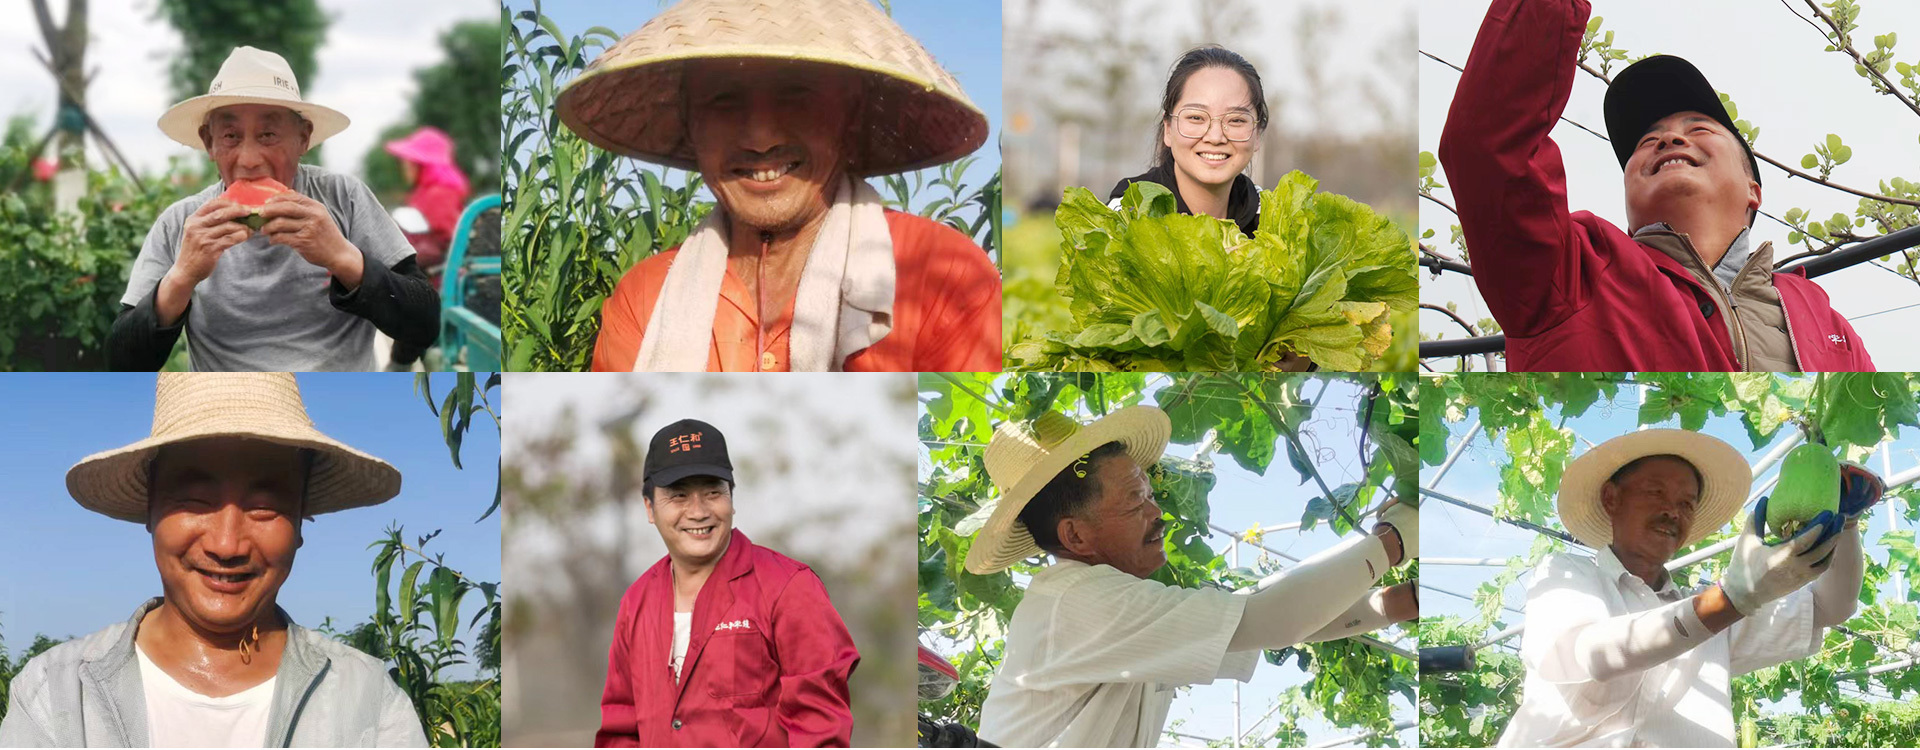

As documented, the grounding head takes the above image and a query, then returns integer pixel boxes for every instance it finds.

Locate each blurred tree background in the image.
[362,20,503,203]
[501,373,918,747]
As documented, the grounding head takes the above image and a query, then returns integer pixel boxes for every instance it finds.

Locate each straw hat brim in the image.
[158,92,351,152]
[555,0,990,178]
[1557,429,1750,548]
[67,428,400,525]
[963,406,1171,575]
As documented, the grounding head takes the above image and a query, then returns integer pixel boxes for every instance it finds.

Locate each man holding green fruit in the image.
[1499,429,1881,747]
[965,407,1418,747]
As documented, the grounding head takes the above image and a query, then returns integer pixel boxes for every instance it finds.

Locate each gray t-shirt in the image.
[122,164,416,371]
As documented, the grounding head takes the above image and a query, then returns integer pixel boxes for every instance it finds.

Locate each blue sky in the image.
[920,375,1414,747]
[510,0,1002,216]
[1423,378,1919,709]
[0,374,501,680]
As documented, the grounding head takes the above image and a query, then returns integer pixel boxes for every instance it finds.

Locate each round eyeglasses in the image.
[1173,108,1257,142]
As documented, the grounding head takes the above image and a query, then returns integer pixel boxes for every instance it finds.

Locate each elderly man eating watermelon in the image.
[107,47,440,371]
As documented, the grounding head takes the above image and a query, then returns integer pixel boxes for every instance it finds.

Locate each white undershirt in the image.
[670,611,693,682]
[135,644,277,748]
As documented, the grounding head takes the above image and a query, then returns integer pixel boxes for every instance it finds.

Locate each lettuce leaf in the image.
[1013,171,1414,371]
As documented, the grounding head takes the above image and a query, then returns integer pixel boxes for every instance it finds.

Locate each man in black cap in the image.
[1438,0,1873,372]
[596,419,860,747]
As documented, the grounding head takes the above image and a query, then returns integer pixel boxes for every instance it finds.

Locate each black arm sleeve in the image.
[107,279,185,372]
[330,253,440,349]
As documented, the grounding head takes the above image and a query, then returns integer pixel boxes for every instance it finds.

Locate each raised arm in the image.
[1436,0,1597,337]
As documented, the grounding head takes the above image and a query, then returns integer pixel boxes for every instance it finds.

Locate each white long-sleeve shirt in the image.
[1497,547,1821,747]
[977,560,1259,747]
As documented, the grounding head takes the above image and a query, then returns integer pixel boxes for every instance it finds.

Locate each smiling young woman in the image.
[1108,45,1269,236]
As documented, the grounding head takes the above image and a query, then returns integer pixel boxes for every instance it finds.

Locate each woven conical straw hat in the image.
[66,373,402,524]
[1557,429,1750,548]
[963,407,1170,575]
[555,0,988,177]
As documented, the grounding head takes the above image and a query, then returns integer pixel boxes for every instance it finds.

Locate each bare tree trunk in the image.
[31,0,88,214]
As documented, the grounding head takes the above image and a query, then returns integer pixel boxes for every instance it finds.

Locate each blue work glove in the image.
[1838,461,1886,522]
[1723,499,1844,615]
[1752,495,1843,560]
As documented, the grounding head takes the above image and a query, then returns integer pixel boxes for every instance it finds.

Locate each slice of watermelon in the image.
[221,177,292,231]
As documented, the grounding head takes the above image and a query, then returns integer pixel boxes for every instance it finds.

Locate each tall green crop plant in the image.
[501,2,713,372]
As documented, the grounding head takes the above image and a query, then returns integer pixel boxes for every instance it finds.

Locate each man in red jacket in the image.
[1438,0,1874,372]
[596,419,860,747]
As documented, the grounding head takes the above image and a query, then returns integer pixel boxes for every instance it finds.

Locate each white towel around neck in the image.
[633,177,895,371]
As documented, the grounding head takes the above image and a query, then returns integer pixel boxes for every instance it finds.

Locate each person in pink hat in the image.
[384,127,471,279]
[383,127,472,367]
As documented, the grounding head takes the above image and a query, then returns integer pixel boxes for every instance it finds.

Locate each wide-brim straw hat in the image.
[1557,429,1750,548]
[555,0,989,177]
[963,407,1170,575]
[158,46,350,151]
[67,373,401,524]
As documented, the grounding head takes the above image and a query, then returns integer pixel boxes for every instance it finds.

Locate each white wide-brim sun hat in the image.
[157,46,350,151]
[963,406,1170,575]
[555,0,989,177]
[66,373,400,524]
[1557,429,1751,548]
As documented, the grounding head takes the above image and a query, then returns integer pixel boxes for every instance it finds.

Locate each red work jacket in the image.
[1437,0,1875,372]
[596,530,860,747]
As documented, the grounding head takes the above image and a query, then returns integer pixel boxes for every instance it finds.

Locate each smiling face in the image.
[1623,110,1759,230]
[1601,455,1704,565]
[1059,454,1168,579]
[685,59,860,235]
[646,475,736,568]
[1161,66,1261,189]
[148,438,306,636]
[199,104,312,188]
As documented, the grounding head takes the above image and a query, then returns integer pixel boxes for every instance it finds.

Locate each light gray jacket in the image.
[0,599,428,747]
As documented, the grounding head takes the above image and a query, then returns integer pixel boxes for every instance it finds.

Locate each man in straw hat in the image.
[598,419,859,747]
[0,373,426,747]
[1498,429,1883,747]
[964,407,1419,747]
[565,0,1002,373]
[108,46,441,372]
[1439,0,1871,372]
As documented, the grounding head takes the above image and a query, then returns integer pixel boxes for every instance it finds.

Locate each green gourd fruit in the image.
[1768,443,1840,542]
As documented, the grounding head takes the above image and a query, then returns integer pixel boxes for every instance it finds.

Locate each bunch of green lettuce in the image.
[1007,172,1415,371]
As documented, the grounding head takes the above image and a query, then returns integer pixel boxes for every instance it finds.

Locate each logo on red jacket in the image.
[1829,334,1847,345]
[715,619,753,633]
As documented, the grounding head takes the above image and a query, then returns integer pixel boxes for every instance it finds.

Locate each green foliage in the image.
[920,373,1416,744]
[1421,372,1920,747]
[1010,175,1415,372]
[0,162,192,370]
[362,21,505,202]
[365,527,502,748]
[414,372,503,521]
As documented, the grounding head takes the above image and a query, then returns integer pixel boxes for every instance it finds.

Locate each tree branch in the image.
[1801,0,1920,119]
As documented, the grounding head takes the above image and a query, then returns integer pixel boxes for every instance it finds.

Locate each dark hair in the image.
[1018,441,1131,554]
[643,476,736,504]
[1606,453,1704,494]
[1150,46,1270,170]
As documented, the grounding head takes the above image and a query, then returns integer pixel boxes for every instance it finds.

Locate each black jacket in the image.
[1108,162,1260,236]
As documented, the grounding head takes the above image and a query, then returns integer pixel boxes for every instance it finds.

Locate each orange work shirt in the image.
[591,210,1002,372]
